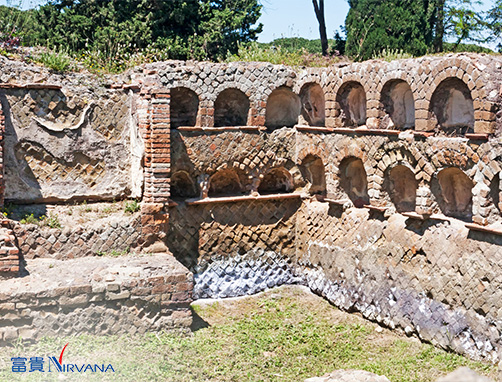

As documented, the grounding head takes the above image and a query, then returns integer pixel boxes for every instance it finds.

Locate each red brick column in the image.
[139,89,171,249]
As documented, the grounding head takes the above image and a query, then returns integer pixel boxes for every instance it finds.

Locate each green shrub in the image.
[36,49,73,72]
[124,200,140,214]
[20,213,39,225]
[41,214,61,229]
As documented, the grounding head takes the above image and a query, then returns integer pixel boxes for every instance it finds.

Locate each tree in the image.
[345,0,436,61]
[312,0,328,56]
[24,0,263,61]
[345,0,486,61]
[434,0,486,52]
[486,0,502,51]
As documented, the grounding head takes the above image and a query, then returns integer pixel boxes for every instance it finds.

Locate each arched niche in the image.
[299,83,325,127]
[208,168,243,197]
[490,172,501,212]
[385,165,417,212]
[171,171,198,199]
[265,86,301,130]
[436,167,473,218]
[171,87,199,128]
[214,88,250,127]
[380,80,415,129]
[258,167,293,194]
[300,155,326,195]
[430,78,474,134]
[336,81,366,127]
[339,157,369,208]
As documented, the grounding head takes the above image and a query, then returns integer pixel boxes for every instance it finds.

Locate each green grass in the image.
[35,49,74,73]
[226,42,344,67]
[0,286,496,381]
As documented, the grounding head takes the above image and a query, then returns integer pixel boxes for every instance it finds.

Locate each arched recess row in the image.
[265,86,301,130]
[214,88,250,127]
[299,83,326,127]
[429,78,474,135]
[384,164,418,212]
[339,156,369,208]
[433,167,474,219]
[380,79,415,129]
[170,87,199,129]
[335,81,367,127]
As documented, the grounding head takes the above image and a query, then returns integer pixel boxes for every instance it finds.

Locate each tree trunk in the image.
[312,0,328,56]
[434,0,445,52]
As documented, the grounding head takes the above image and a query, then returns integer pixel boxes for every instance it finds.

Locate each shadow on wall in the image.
[429,78,474,135]
[300,83,325,127]
[265,87,301,130]
[380,80,415,129]
[300,155,326,195]
[339,157,369,208]
[166,198,301,270]
[171,87,199,128]
[336,82,366,127]
[208,168,248,197]
[214,89,250,127]
[171,170,198,199]
[384,165,417,212]
[433,167,473,220]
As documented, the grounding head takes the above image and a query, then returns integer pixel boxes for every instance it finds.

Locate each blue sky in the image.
[258,0,349,42]
[0,0,495,45]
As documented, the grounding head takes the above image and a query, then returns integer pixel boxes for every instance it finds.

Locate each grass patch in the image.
[0,286,495,381]
[34,49,74,73]
[226,42,344,67]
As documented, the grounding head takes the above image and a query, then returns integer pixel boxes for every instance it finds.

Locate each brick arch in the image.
[293,74,325,94]
[427,146,478,178]
[211,82,254,102]
[426,62,495,132]
[332,74,372,101]
[297,145,330,167]
[372,147,420,190]
[333,142,370,173]
[375,72,419,96]
[168,81,205,99]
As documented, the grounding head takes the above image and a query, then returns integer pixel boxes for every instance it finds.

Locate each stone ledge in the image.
[465,223,502,236]
[0,83,62,90]
[185,193,302,205]
[177,126,266,132]
[465,133,490,140]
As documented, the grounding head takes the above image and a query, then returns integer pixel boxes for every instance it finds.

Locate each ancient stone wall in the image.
[10,214,141,260]
[3,54,502,360]
[0,254,192,342]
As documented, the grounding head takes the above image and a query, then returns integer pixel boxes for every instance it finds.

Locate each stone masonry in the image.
[2,53,502,361]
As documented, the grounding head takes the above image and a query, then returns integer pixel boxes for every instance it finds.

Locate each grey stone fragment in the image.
[304,370,390,382]
[435,367,494,382]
